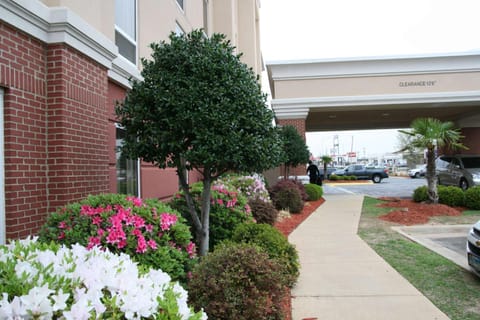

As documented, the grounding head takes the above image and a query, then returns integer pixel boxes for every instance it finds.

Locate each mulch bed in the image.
[274,198,325,320]
[377,197,462,225]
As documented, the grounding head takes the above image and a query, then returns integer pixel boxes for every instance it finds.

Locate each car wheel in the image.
[414,172,420,178]
[460,178,469,191]
[372,174,382,183]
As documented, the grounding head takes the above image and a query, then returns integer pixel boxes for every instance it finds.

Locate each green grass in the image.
[359,196,480,320]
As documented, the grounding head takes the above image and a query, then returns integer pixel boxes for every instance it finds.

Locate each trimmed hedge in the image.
[231,223,299,288]
[248,198,278,225]
[269,179,305,213]
[438,185,465,207]
[304,183,323,201]
[465,186,480,210]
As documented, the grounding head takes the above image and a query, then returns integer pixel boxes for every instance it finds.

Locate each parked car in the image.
[277,175,310,185]
[467,220,480,275]
[318,167,337,180]
[408,164,426,178]
[436,155,480,190]
[332,164,389,183]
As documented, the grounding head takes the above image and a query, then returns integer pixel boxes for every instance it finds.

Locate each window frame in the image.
[176,0,184,11]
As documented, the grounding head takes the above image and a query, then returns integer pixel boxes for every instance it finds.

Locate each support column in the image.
[460,127,480,154]
[277,117,308,177]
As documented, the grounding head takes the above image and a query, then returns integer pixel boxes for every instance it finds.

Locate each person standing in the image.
[306,160,320,184]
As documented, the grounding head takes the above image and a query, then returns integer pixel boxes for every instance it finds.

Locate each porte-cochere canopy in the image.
[267,52,480,132]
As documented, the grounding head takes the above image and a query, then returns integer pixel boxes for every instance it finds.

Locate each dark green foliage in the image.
[465,186,480,210]
[413,185,429,202]
[279,125,310,169]
[304,183,323,201]
[188,243,286,320]
[248,198,278,225]
[437,185,465,207]
[115,29,284,255]
[38,194,196,283]
[231,223,299,288]
[170,182,254,251]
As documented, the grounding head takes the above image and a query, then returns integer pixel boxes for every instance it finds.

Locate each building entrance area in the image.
[267,52,480,157]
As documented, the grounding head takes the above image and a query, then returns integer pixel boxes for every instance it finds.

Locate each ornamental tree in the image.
[399,118,466,203]
[279,125,310,178]
[116,30,283,255]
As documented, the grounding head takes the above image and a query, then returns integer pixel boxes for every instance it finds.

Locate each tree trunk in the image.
[425,147,439,204]
[176,162,202,237]
[199,172,212,256]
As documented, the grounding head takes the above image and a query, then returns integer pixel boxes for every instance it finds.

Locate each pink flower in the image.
[58,232,65,240]
[87,236,101,249]
[216,199,224,205]
[126,196,143,207]
[160,213,178,231]
[226,198,237,208]
[136,235,147,253]
[117,239,127,249]
[145,224,153,233]
[186,241,196,258]
[147,239,157,250]
[58,221,67,229]
[92,216,103,226]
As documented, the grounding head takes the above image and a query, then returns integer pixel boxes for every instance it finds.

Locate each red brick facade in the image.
[1,21,110,239]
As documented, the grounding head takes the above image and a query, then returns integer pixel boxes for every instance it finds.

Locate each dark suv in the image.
[436,155,480,190]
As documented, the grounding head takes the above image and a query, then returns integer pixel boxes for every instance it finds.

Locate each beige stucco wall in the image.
[41,0,262,76]
[274,71,480,99]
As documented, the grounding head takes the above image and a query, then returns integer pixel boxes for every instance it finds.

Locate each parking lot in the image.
[322,176,474,273]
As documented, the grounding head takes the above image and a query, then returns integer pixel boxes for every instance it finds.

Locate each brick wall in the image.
[0,21,48,239]
[0,21,110,239]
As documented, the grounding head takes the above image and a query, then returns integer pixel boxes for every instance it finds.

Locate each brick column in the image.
[46,44,110,209]
[277,118,308,177]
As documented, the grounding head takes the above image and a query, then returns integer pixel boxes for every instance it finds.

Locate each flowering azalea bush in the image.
[0,237,206,319]
[38,194,196,284]
[215,173,271,202]
[170,182,254,250]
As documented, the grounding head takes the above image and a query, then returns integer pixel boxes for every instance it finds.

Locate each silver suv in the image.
[436,155,480,190]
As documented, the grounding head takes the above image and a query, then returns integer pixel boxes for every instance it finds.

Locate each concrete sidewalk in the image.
[289,194,450,320]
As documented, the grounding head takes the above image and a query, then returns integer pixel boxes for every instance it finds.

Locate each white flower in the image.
[51,289,69,311]
[20,284,54,319]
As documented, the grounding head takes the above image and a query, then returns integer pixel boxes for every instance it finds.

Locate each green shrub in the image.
[273,187,304,213]
[413,185,429,202]
[270,179,308,201]
[188,243,286,320]
[350,175,358,180]
[38,193,196,284]
[465,186,480,210]
[248,198,278,225]
[329,175,339,181]
[170,182,254,251]
[304,183,323,201]
[231,223,299,288]
[438,185,465,207]
[269,179,305,213]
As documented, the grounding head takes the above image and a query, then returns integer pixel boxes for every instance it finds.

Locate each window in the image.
[115,0,137,64]
[175,22,185,35]
[116,126,140,196]
[176,0,184,11]
[203,0,209,34]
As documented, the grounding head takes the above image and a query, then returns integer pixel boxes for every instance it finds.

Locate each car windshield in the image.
[461,157,480,169]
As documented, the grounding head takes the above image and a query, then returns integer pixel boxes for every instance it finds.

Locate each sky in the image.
[259,0,480,157]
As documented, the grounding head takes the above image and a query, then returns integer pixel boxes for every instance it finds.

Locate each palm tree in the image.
[321,155,333,179]
[399,118,467,204]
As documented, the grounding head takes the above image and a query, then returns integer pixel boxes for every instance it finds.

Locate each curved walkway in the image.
[289,194,449,320]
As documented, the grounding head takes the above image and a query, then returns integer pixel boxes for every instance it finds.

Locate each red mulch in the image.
[377,197,462,225]
[273,198,325,320]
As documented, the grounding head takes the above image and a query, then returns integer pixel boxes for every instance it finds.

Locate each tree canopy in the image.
[279,125,309,177]
[116,30,283,254]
